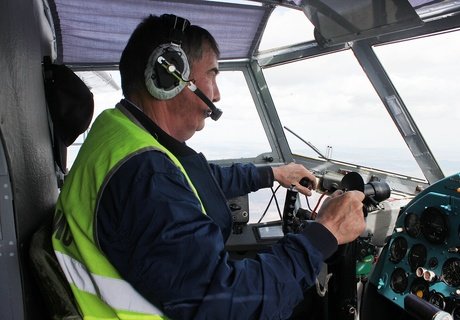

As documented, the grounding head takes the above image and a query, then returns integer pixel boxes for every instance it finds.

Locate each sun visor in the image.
[47,0,272,66]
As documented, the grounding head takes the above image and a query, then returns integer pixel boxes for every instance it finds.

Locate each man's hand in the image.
[315,190,366,245]
[272,162,317,196]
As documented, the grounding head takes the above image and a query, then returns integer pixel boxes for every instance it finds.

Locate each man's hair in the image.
[119,14,219,98]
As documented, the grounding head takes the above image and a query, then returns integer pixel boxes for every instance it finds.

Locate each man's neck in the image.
[120,98,195,157]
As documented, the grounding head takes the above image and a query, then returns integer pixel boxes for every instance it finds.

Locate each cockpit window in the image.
[258,6,315,51]
[70,70,272,167]
[69,68,275,222]
[69,71,122,167]
[263,49,424,179]
[187,70,272,159]
[373,30,460,176]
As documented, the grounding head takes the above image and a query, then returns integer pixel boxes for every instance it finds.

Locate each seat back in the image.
[29,57,94,319]
[29,219,82,320]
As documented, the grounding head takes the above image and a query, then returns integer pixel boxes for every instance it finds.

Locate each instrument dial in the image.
[408,244,427,271]
[390,268,408,294]
[410,278,429,300]
[404,212,421,238]
[452,305,460,320]
[389,236,408,263]
[441,258,460,287]
[420,207,448,244]
[428,292,446,310]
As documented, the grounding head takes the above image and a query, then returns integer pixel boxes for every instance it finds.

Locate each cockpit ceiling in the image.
[45,0,459,66]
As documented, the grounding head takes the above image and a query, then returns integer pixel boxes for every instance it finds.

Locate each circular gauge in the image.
[420,207,448,244]
[452,305,460,320]
[389,236,408,263]
[405,213,421,238]
[428,292,446,310]
[410,278,429,300]
[441,258,460,287]
[390,268,408,294]
[408,244,427,271]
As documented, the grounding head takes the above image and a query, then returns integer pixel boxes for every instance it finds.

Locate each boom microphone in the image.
[187,82,223,120]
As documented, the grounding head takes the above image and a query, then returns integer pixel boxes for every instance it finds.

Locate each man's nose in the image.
[212,82,220,103]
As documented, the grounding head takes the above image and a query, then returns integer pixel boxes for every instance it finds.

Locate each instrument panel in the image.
[370,173,460,316]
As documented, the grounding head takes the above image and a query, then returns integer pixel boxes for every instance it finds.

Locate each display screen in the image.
[255,224,284,240]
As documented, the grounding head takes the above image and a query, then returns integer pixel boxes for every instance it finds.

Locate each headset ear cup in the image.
[154,50,184,90]
[144,44,190,100]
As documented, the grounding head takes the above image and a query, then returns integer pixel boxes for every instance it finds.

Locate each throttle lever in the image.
[299,177,314,190]
[340,172,391,217]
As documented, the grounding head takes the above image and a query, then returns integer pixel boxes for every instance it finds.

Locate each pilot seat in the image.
[29,56,94,320]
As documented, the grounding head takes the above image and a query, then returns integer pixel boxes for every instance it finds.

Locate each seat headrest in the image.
[43,57,94,173]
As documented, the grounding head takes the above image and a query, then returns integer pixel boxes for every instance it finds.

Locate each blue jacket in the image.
[97,100,338,319]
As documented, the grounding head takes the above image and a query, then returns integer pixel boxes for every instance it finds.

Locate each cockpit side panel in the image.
[0,0,59,318]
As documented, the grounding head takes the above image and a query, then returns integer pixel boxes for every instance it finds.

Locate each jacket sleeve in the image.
[208,162,274,199]
[97,151,337,320]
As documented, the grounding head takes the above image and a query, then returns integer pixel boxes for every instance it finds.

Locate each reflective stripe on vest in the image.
[55,251,161,315]
[52,105,205,319]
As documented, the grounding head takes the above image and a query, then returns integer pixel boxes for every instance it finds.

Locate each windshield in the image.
[374,30,460,177]
[263,49,424,179]
[187,70,272,159]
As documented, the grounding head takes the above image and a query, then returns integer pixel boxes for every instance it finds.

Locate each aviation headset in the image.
[144,14,190,100]
[143,14,222,120]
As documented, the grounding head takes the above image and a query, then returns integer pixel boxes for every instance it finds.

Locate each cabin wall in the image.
[0,0,59,319]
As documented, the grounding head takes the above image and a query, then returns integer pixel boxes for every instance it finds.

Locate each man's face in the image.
[172,45,220,141]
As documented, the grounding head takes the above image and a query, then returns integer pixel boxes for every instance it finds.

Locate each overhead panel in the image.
[306,0,423,46]
[279,0,424,46]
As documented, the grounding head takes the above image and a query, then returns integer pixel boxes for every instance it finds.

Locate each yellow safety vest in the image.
[52,105,204,319]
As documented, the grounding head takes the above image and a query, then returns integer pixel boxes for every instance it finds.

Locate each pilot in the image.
[52,14,365,319]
